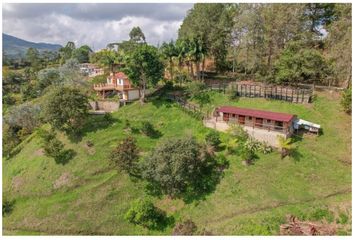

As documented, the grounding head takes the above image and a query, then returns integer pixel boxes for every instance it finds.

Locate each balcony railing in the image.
[93,83,133,91]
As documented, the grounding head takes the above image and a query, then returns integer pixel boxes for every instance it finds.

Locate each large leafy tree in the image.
[110,136,140,176]
[273,41,331,84]
[142,136,216,198]
[42,86,89,134]
[326,4,352,87]
[124,44,164,104]
[72,45,93,63]
[59,41,76,64]
[36,67,61,93]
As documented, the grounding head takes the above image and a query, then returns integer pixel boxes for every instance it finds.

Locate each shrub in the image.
[240,144,257,165]
[39,129,74,165]
[4,102,41,134]
[124,199,166,229]
[3,197,15,216]
[172,219,197,235]
[186,81,207,98]
[227,124,249,142]
[103,112,114,123]
[337,212,349,224]
[142,136,217,197]
[205,131,221,149]
[340,87,351,114]
[309,207,334,223]
[226,83,238,100]
[42,86,89,134]
[110,136,140,176]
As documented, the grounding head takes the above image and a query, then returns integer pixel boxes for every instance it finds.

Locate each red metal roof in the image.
[216,106,295,122]
[112,72,128,79]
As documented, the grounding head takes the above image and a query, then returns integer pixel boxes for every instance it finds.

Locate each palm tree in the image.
[161,40,177,81]
[188,37,204,80]
[277,136,295,159]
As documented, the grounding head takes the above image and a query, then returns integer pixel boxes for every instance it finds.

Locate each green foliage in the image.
[340,87,351,114]
[124,198,166,229]
[38,129,74,165]
[277,136,295,159]
[2,197,15,216]
[129,26,146,43]
[4,102,41,134]
[186,81,207,98]
[36,67,61,93]
[337,212,349,224]
[226,124,249,142]
[2,123,21,157]
[240,144,257,165]
[205,131,221,149]
[309,207,334,223]
[172,219,198,235]
[124,44,164,103]
[109,136,140,176]
[58,58,85,86]
[274,41,332,84]
[72,45,93,63]
[142,136,217,198]
[42,86,89,134]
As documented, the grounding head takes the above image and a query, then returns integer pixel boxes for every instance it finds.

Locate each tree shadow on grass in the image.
[54,149,76,165]
[290,147,303,163]
[151,214,175,231]
[68,114,119,143]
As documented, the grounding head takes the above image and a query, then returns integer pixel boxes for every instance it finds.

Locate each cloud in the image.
[2,3,193,50]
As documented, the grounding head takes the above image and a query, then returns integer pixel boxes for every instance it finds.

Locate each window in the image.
[248,116,252,121]
[107,78,112,84]
[275,121,283,130]
[118,79,123,85]
[255,118,263,127]
[238,115,245,124]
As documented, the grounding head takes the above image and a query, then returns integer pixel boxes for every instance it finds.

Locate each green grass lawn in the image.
[3,90,352,235]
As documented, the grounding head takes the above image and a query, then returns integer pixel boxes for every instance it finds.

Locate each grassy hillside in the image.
[3,91,352,235]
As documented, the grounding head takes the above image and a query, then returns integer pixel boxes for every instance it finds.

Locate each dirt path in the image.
[207,187,352,224]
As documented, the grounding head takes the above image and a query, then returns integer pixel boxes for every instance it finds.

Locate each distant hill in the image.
[3,33,62,58]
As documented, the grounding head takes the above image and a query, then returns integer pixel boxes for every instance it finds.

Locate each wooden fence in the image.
[208,82,314,103]
[166,94,205,119]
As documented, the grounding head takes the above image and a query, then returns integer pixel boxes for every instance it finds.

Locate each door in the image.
[223,113,229,122]
[238,115,245,125]
[255,118,263,127]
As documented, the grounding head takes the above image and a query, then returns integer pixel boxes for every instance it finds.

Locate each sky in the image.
[2,3,194,50]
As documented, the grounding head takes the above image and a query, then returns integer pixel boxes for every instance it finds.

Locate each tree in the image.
[58,58,85,86]
[340,87,351,114]
[72,45,93,63]
[124,44,164,104]
[124,198,166,229]
[59,41,76,64]
[277,136,295,159]
[25,47,41,71]
[109,136,140,176]
[42,86,89,134]
[273,41,331,84]
[205,131,221,149]
[36,67,61,93]
[142,136,216,197]
[129,26,146,43]
[326,4,352,87]
[4,102,41,135]
[160,41,177,81]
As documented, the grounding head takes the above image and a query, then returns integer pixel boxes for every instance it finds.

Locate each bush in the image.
[109,136,140,176]
[124,199,166,229]
[142,136,217,197]
[337,212,349,224]
[42,86,89,134]
[340,87,351,114]
[240,144,257,165]
[39,129,74,164]
[309,207,334,223]
[172,219,197,235]
[4,102,41,134]
[186,81,207,98]
[3,197,15,216]
[205,131,221,149]
[226,83,238,100]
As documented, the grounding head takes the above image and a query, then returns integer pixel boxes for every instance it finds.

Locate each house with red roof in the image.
[204,106,297,147]
[93,72,141,101]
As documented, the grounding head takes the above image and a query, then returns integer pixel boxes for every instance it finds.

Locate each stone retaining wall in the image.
[89,101,120,112]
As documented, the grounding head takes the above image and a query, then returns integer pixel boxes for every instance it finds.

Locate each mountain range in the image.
[3,33,62,58]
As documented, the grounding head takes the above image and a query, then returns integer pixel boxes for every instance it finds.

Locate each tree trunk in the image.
[196,61,200,81]
[140,74,146,105]
[202,57,205,81]
[190,62,194,80]
[169,58,173,81]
